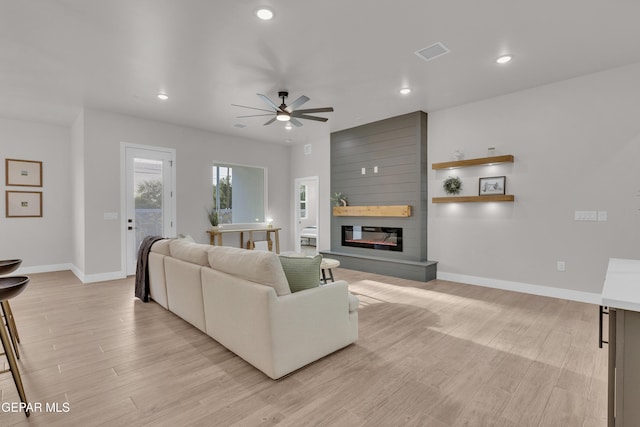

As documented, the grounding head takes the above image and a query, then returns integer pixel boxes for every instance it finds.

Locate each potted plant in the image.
[206,207,219,230]
[331,192,348,207]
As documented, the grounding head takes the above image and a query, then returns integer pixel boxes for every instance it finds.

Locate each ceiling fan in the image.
[232,91,334,127]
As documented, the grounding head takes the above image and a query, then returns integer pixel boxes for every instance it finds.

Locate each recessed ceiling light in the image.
[496,55,512,64]
[400,88,411,95]
[157,93,169,100]
[256,8,274,20]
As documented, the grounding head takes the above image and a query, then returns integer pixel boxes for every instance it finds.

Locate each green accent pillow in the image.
[279,254,322,293]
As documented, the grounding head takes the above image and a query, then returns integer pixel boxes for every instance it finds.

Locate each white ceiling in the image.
[2,0,640,145]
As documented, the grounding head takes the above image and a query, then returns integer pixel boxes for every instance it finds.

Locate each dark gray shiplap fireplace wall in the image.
[321,111,437,281]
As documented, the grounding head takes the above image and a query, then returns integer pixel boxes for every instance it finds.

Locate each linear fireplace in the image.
[341,226,403,252]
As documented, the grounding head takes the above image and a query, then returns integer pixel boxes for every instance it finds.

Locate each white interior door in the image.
[294,176,319,253]
[123,145,176,275]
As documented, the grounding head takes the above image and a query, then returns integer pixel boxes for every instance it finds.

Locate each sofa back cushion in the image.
[150,239,172,256]
[207,246,291,296]
[169,239,211,266]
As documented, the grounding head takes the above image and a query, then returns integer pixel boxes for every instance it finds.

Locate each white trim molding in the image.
[437,271,601,305]
[70,264,126,284]
[14,263,126,284]
[15,263,74,275]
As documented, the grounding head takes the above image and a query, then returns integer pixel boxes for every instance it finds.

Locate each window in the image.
[299,184,307,219]
[212,163,266,224]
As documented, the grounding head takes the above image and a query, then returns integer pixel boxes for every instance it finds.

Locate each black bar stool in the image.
[0,259,23,358]
[0,275,30,417]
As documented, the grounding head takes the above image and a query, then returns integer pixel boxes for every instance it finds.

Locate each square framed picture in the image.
[6,158,43,187]
[479,176,506,196]
[6,191,43,218]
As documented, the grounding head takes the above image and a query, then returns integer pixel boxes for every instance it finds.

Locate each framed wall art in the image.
[6,158,43,187]
[479,176,506,196]
[6,191,43,218]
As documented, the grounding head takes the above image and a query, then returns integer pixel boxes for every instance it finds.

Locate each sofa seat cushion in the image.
[279,254,322,293]
[150,239,172,256]
[207,246,291,296]
[348,293,360,313]
[169,239,210,266]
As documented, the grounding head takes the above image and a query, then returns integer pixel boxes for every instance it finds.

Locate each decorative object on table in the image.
[479,176,506,196]
[451,150,463,161]
[443,176,462,195]
[6,191,42,218]
[331,192,348,207]
[5,159,42,187]
[266,217,274,228]
[206,207,219,230]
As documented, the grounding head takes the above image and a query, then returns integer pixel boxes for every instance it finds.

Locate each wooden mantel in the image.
[332,205,412,217]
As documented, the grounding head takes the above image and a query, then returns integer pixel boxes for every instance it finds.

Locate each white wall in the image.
[428,62,640,296]
[290,138,331,251]
[81,108,291,276]
[71,111,85,273]
[0,117,72,271]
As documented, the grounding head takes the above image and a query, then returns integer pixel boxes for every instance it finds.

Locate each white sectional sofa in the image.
[147,239,359,379]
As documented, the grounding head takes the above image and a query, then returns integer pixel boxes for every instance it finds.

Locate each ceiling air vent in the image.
[414,42,450,62]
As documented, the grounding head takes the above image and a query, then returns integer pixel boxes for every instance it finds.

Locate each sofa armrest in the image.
[268,281,356,377]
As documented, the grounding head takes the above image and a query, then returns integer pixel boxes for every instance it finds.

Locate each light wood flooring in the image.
[1,269,607,426]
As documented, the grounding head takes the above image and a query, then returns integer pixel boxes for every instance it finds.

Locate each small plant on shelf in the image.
[331,192,348,207]
[443,176,462,195]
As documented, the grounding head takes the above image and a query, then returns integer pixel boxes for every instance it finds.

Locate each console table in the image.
[206,227,281,254]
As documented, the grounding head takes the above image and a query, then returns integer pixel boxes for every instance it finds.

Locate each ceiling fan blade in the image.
[292,107,334,114]
[231,104,275,113]
[290,117,304,127]
[257,94,282,111]
[263,117,278,126]
[285,95,310,113]
[236,114,275,118]
[295,115,329,122]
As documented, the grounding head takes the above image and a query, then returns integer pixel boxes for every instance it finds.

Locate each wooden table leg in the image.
[274,229,280,254]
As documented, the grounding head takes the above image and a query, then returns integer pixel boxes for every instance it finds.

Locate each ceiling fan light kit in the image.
[276,111,290,121]
[233,91,334,127]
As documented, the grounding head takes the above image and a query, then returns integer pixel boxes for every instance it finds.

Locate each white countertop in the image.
[602,258,640,312]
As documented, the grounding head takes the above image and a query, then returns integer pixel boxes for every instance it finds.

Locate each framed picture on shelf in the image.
[6,158,43,187]
[6,191,43,218]
[479,176,506,196]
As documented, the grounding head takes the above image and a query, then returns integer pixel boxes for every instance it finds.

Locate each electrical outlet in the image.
[361,167,366,175]
[575,211,597,221]
[557,261,566,272]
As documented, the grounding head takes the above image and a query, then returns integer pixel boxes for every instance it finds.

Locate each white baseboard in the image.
[437,271,602,305]
[70,265,126,284]
[15,263,74,275]
[14,263,126,284]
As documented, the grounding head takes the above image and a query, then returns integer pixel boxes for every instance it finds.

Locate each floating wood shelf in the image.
[432,155,514,170]
[332,205,412,217]
[432,195,515,203]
